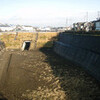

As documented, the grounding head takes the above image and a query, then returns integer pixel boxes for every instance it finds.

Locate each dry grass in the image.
[0,32,58,49]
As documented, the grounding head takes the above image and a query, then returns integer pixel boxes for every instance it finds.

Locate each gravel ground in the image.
[0,48,100,100]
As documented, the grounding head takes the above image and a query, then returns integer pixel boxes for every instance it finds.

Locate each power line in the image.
[86,12,88,22]
[66,18,68,27]
[97,11,100,20]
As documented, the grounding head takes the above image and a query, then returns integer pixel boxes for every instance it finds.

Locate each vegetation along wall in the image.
[0,41,5,54]
[54,33,100,81]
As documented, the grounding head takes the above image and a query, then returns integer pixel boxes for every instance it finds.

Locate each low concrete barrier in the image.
[54,33,100,81]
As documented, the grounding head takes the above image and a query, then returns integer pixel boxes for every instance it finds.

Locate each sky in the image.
[0,0,100,27]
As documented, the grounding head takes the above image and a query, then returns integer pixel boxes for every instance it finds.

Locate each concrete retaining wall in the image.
[54,33,100,81]
[58,33,100,54]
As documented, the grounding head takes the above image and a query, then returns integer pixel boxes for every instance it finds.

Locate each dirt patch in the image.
[0,48,100,100]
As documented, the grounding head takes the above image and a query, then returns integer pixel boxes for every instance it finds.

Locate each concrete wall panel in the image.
[54,34,100,81]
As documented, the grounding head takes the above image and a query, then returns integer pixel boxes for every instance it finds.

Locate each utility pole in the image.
[34,32,38,49]
[86,12,88,22]
[97,11,100,20]
[14,25,18,40]
[66,18,68,27]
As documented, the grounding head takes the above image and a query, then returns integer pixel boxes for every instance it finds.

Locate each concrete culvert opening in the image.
[22,41,31,51]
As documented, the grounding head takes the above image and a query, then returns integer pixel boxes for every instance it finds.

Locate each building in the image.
[37,27,51,32]
[0,26,15,32]
[22,26,36,32]
[93,19,100,30]
[73,22,95,32]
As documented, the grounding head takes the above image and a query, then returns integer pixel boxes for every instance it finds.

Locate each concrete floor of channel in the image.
[0,48,100,100]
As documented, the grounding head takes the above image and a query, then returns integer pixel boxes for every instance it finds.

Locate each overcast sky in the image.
[0,0,100,27]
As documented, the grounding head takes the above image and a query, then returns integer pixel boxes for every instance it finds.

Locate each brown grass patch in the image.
[0,32,58,49]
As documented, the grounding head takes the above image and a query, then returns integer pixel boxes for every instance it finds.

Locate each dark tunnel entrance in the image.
[22,41,31,50]
[24,42,31,50]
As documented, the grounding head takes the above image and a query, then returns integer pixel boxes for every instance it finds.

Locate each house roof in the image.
[92,19,100,23]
